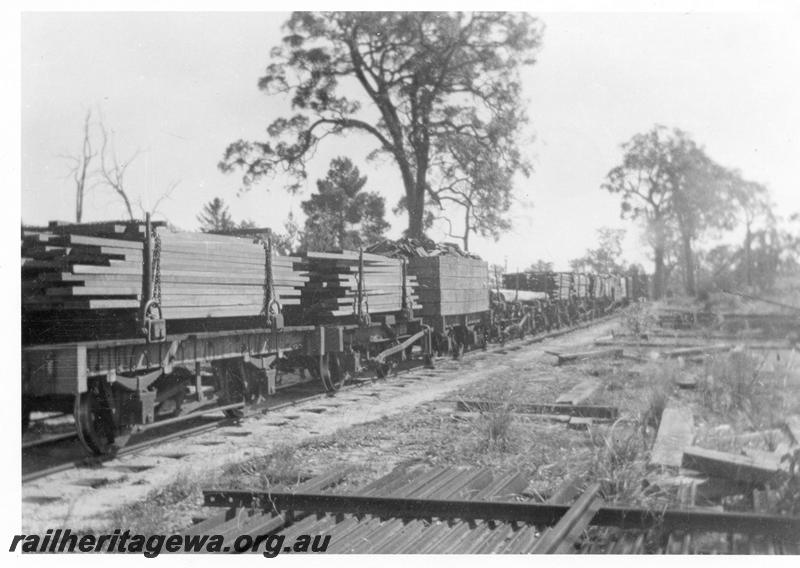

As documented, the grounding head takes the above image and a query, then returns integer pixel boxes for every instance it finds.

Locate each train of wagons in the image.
[21,218,648,455]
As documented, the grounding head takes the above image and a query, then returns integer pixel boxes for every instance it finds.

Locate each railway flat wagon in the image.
[408,255,490,355]
[22,219,432,455]
[367,239,493,356]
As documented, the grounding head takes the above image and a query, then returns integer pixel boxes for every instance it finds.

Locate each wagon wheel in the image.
[154,369,191,419]
[307,354,337,393]
[375,361,391,379]
[435,336,446,358]
[327,353,351,391]
[74,388,120,456]
[212,361,246,419]
[156,391,184,419]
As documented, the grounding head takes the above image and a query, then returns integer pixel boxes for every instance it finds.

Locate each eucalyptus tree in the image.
[219,12,542,238]
[604,125,737,297]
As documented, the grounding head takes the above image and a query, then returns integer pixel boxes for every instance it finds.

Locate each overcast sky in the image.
[17,5,800,270]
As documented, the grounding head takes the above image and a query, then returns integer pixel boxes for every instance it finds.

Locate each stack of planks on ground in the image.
[291,250,418,321]
[22,222,307,343]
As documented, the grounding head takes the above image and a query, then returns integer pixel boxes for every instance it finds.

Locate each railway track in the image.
[22,311,622,486]
[22,431,78,450]
[195,465,800,554]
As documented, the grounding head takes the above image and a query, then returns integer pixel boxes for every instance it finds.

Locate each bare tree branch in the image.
[60,110,97,222]
[137,180,181,219]
[97,114,138,220]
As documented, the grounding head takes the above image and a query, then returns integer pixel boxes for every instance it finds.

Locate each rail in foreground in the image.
[194,466,800,554]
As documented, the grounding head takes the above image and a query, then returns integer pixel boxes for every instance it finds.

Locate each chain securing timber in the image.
[141,222,165,342]
[401,258,414,320]
[152,231,162,306]
[259,235,283,329]
[355,248,371,326]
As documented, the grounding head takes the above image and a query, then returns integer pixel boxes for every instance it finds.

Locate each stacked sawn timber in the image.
[155,232,305,320]
[22,223,307,343]
[408,256,489,316]
[365,238,489,318]
[291,250,418,321]
[552,273,573,301]
[574,274,589,299]
[22,225,146,343]
[501,272,529,291]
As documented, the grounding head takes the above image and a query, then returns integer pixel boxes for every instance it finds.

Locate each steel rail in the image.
[202,490,800,539]
[454,400,619,419]
[22,419,227,484]
[21,431,78,450]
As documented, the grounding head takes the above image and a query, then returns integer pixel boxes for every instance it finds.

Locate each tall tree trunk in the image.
[650,216,667,299]
[681,232,696,296]
[117,190,135,221]
[406,187,425,238]
[76,191,83,223]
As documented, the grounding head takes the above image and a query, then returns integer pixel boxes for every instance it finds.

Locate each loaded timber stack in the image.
[21,221,307,343]
[504,272,555,296]
[287,250,418,323]
[22,223,145,343]
[366,238,489,333]
[551,272,573,301]
[574,274,589,299]
[409,256,488,318]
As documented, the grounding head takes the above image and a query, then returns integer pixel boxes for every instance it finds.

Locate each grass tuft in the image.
[587,420,677,509]
[639,361,676,437]
[587,421,649,502]
[623,300,656,338]
[225,443,304,490]
[480,403,515,452]
[470,390,518,453]
[105,470,202,533]
[701,351,763,415]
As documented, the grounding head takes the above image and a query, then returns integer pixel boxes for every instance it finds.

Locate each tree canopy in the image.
[300,157,389,250]
[526,260,553,272]
[569,228,627,274]
[431,130,515,250]
[197,197,236,232]
[219,11,542,239]
[603,125,737,297]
